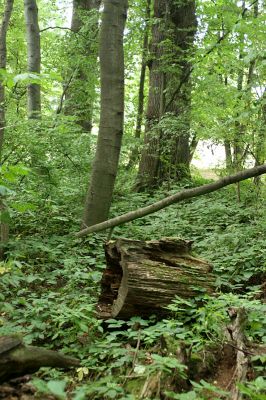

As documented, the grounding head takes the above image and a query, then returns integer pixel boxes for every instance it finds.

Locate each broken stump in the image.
[97,237,215,319]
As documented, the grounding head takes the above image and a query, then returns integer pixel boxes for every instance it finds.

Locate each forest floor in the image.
[197,169,219,180]
[0,175,265,399]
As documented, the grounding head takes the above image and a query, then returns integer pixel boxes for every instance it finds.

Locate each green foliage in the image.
[33,378,68,400]
[166,379,229,399]
[0,0,265,398]
[238,377,266,400]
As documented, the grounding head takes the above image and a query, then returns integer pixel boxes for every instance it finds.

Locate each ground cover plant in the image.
[0,171,265,399]
[0,0,265,398]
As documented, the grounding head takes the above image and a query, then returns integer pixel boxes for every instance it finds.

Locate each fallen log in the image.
[0,336,80,384]
[76,164,266,237]
[97,237,215,319]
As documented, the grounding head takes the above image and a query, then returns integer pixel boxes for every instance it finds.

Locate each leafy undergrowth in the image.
[0,174,265,399]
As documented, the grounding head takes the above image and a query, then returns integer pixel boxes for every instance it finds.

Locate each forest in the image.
[0,0,265,399]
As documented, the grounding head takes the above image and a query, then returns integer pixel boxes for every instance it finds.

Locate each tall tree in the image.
[81,0,128,228]
[135,0,167,190]
[24,0,41,118]
[127,0,151,168]
[0,0,14,258]
[161,0,197,181]
[136,0,197,190]
[63,0,100,132]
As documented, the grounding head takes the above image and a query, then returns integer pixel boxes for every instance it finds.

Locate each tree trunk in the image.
[232,0,246,171]
[161,0,196,182]
[24,0,41,119]
[136,0,197,190]
[97,238,214,319]
[81,0,128,228]
[135,0,167,190]
[63,0,100,132]
[0,0,14,259]
[127,0,151,168]
[224,140,233,170]
[0,0,13,154]
[254,89,266,185]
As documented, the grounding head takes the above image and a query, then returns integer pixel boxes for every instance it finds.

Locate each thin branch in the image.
[1,143,20,164]
[40,26,74,33]
[56,68,77,115]
[226,342,254,356]
[76,163,266,237]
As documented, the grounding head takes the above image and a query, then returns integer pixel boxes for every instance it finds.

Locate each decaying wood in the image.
[0,336,80,383]
[227,308,249,400]
[97,237,215,319]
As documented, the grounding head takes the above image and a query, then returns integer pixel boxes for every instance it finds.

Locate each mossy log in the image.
[97,237,215,319]
[0,336,80,383]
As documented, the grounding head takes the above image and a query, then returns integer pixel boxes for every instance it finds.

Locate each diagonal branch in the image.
[40,26,74,33]
[76,163,266,237]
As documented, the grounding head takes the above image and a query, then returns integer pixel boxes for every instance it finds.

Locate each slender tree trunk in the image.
[81,0,128,228]
[224,140,233,170]
[0,0,14,259]
[247,3,264,172]
[233,0,246,171]
[127,0,151,168]
[24,0,41,119]
[254,89,266,186]
[63,0,100,132]
[189,133,198,164]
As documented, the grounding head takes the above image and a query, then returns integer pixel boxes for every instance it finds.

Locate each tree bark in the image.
[224,140,233,171]
[24,0,41,119]
[127,0,151,169]
[135,0,167,190]
[136,0,197,190]
[63,0,100,132]
[227,308,249,400]
[97,238,214,319]
[254,89,266,167]
[0,0,14,259]
[0,0,13,154]
[0,336,79,383]
[160,0,197,182]
[76,163,266,237]
[81,0,128,228]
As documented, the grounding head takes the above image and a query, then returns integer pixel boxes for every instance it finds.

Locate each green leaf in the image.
[47,380,67,400]
[0,185,12,195]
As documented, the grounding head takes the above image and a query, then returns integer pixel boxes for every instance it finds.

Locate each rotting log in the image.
[0,336,80,383]
[97,237,215,319]
[227,308,249,400]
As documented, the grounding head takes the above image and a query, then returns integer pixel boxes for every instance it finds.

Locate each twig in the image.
[226,342,255,356]
[40,26,74,33]
[132,330,141,369]
[56,68,77,115]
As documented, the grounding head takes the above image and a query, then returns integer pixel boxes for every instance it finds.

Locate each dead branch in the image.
[76,164,266,237]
